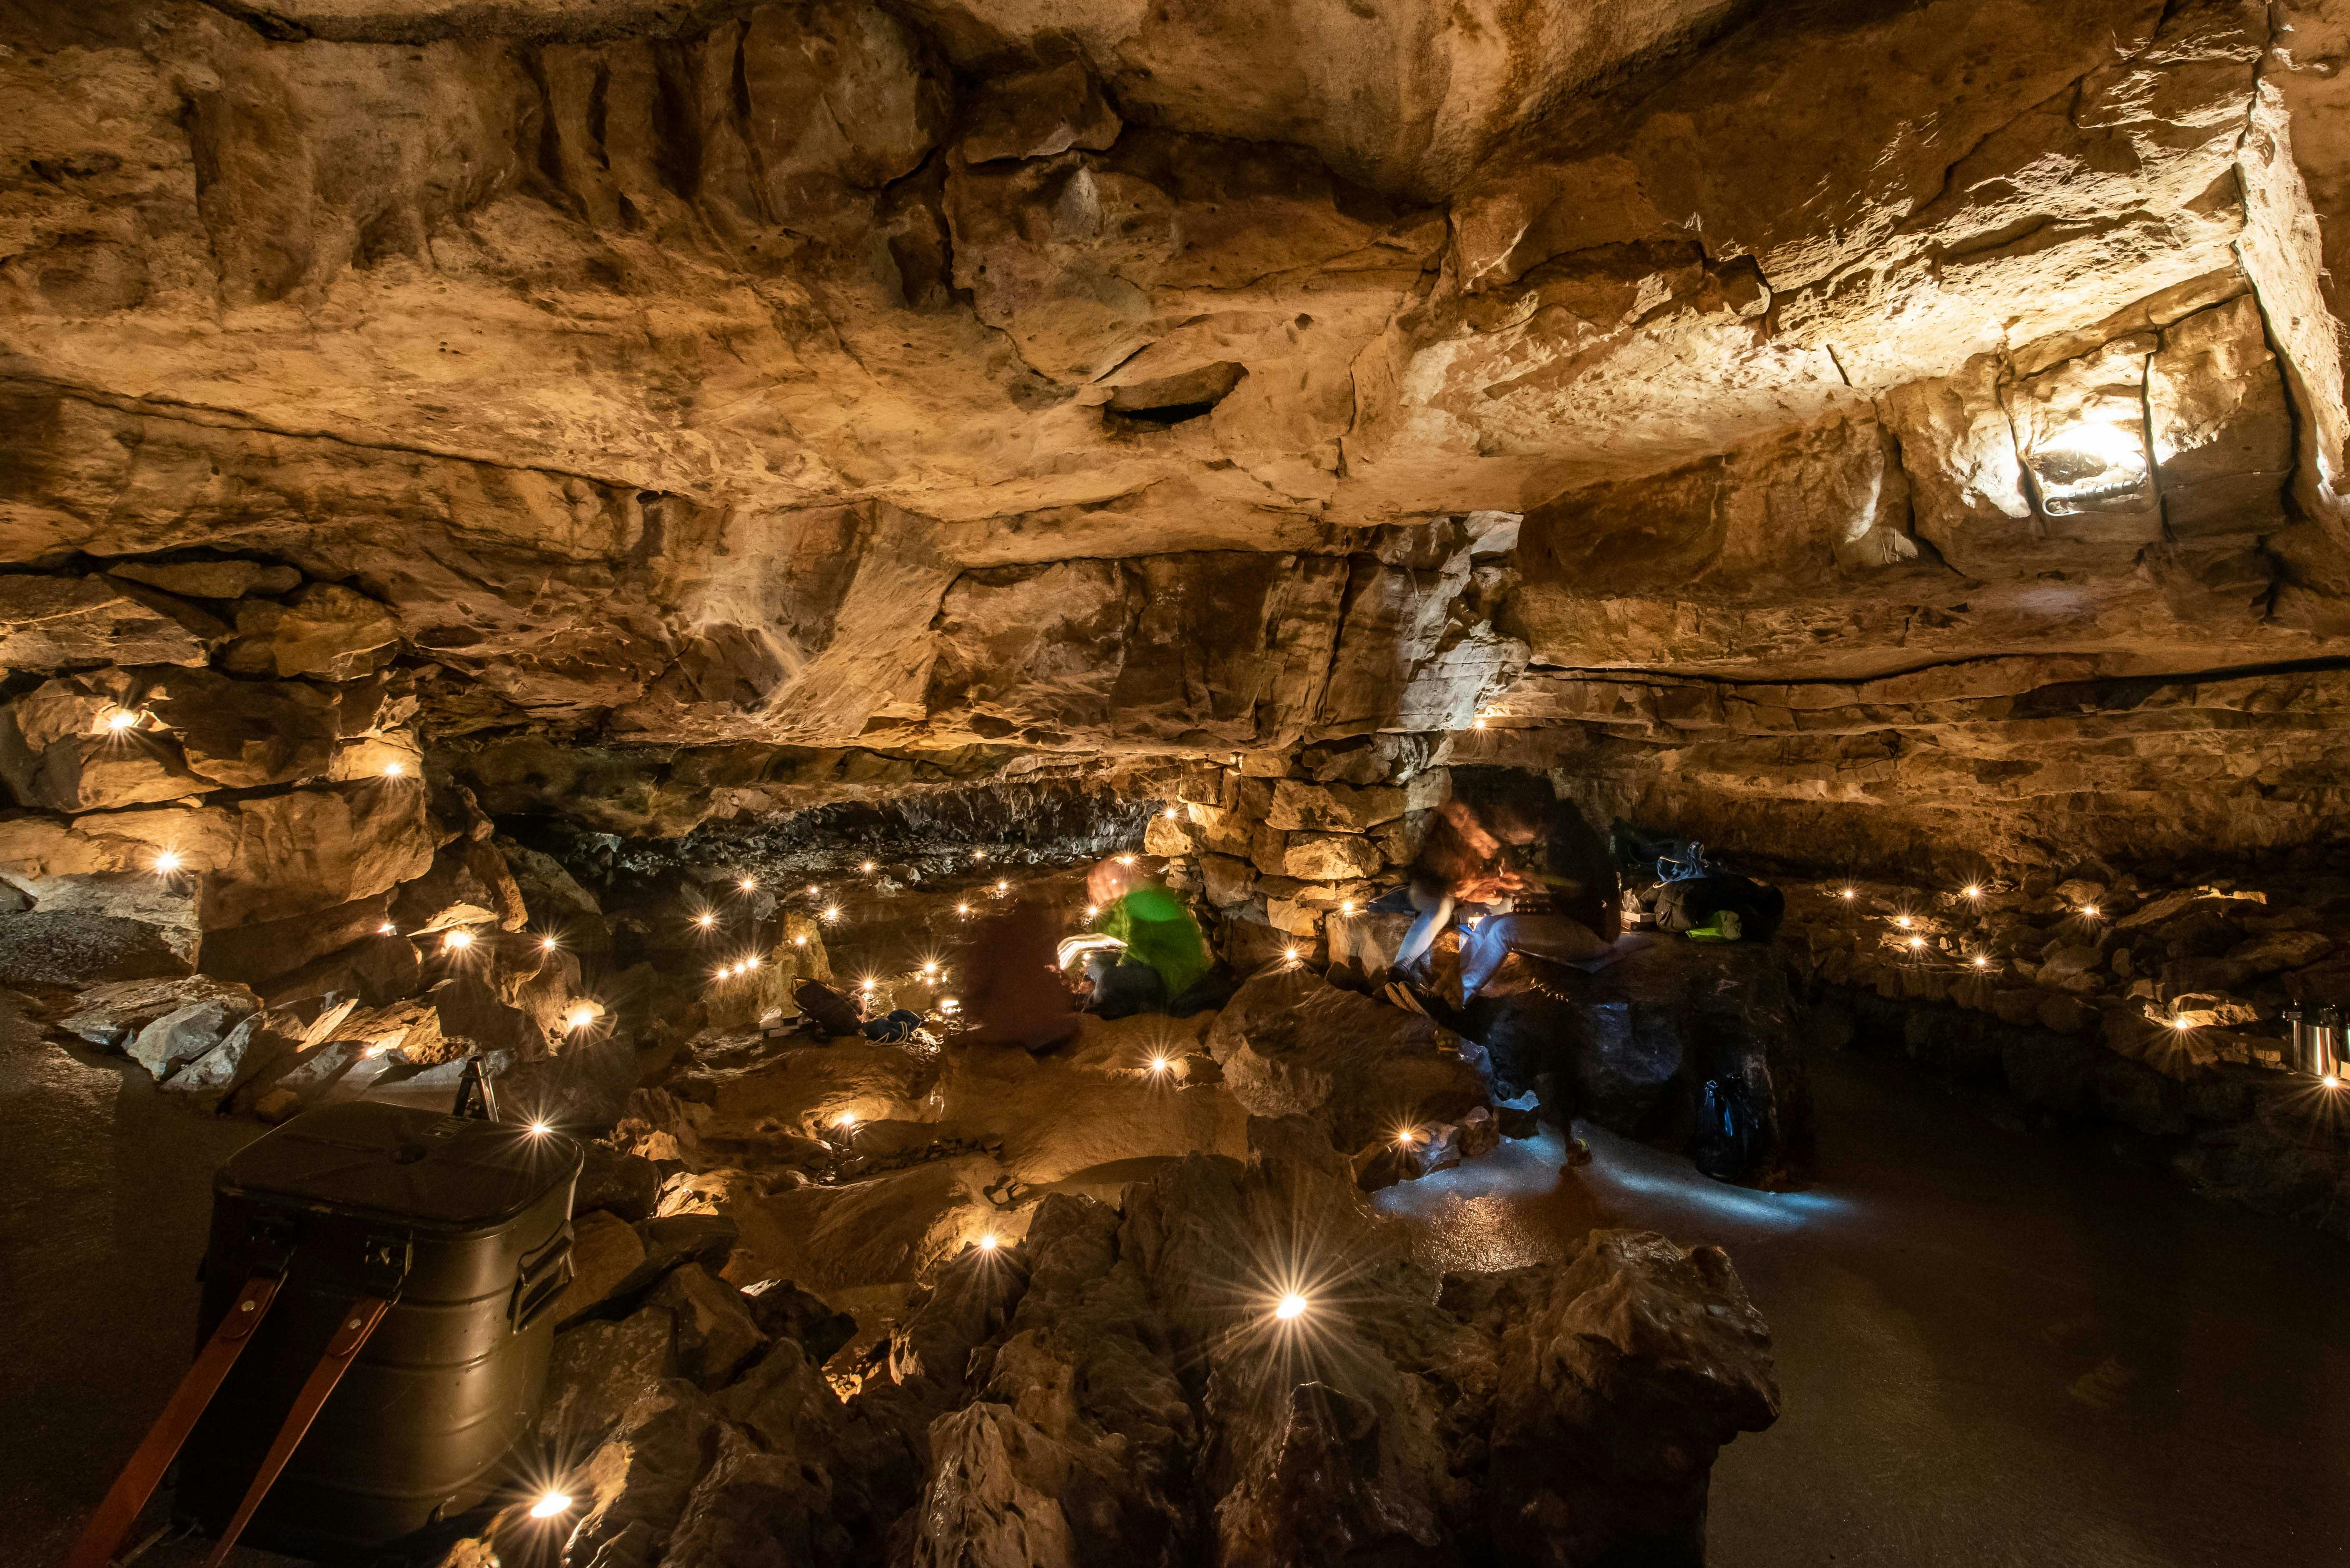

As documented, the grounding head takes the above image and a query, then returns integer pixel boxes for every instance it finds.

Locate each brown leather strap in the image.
[200,1294,392,1568]
[65,1276,283,1568]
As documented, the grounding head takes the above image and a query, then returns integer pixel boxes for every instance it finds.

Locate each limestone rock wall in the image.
[9,0,2350,879]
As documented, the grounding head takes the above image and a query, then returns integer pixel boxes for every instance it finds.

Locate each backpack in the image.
[1653,872,1784,941]
[793,979,865,1039]
[1692,1075,1757,1181]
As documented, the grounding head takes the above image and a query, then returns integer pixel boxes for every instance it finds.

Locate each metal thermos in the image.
[2315,1007,2344,1078]
[2284,1005,2308,1072]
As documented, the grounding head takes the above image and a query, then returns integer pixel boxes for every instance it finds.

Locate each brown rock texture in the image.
[0,0,2343,882]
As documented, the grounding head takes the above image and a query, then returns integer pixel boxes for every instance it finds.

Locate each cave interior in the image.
[8,0,2350,1564]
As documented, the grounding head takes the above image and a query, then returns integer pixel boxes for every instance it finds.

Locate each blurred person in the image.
[1080,856,1216,1018]
[957,897,1083,1054]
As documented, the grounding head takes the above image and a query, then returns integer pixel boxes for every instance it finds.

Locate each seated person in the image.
[956,898,1083,1055]
[1079,856,1216,1018]
[1453,779,1621,1004]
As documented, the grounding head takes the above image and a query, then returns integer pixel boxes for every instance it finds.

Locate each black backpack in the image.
[1692,1076,1757,1181]
[1653,872,1785,940]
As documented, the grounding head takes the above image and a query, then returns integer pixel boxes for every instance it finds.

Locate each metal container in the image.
[2284,1006,2308,1072]
[2314,1006,2344,1078]
[181,1102,580,1557]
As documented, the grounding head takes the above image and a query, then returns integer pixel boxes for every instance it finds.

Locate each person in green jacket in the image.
[1082,856,1213,1018]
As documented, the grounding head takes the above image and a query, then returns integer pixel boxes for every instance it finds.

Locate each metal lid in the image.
[217,1101,582,1228]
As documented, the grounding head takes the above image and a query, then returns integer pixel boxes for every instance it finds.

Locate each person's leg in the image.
[1456,915,1514,1000]
[1094,961,1167,1020]
[1394,889,1454,967]
[1458,914,1615,1002]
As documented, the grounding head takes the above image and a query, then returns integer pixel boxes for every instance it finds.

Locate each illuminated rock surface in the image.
[11,0,2350,1560]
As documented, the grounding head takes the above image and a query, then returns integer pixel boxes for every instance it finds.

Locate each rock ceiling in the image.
[5,0,2350,852]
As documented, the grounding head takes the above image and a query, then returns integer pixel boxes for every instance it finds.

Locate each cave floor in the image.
[10,987,2350,1567]
[1376,1048,2350,1568]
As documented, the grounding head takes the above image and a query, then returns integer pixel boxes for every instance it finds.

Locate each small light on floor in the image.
[1162,806,1178,819]
[2325,1075,2342,1090]
[996,879,1009,892]
[1972,954,1989,969]
[807,883,820,896]
[1394,1128,1416,1148]
[378,921,397,935]
[1906,936,1924,950]
[822,905,840,922]
[444,929,474,951]
[1962,884,1981,899]
[957,902,972,916]
[540,935,559,951]
[1084,904,1099,918]
[860,860,877,874]
[695,912,715,929]
[104,708,138,732]
[1274,1293,1308,1321]
[793,934,807,946]
[921,961,938,978]
[1340,900,1356,914]
[978,1233,998,1252]
[747,954,762,969]
[2081,904,2101,919]
[942,997,960,1013]
[2171,1015,2192,1031]
[1116,854,1135,867]
[739,876,757,891]
[1473,717,1487,730]
[860,977,876,991]
[712,966,728,981]
[1895,914,1913,928]
[566,1006,595,1030]
[529,1490,572,1520]
[835,1112,858,1128]
[1283,946,1300,962]
[527,1121,552,1136]
[153,850,182,874]
[973,849,986,861]
[1841,887,1856,901]
[1148,1055,1169,1073]
[383,760,405,778]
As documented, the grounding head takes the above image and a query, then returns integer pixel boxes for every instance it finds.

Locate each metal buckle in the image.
[359,1233,412,1301]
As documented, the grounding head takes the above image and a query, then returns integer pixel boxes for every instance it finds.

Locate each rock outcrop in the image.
[488,1138,1776,1568]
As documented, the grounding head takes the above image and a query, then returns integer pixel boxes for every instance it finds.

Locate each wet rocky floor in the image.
[10,994,2350,1565]
[1377,1049,2350,1568]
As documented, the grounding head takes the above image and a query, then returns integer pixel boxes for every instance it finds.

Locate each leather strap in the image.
[65,1276,283,1568]
[200,1294,393,1568]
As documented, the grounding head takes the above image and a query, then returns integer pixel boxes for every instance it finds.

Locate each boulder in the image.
[550,1211,651,1328]
[125,992,262,1080]
[57,974,260,1048]
[1475,1231,1779,1567]
[649,1264,769,1389]
[542,1308,678,1450]
[1205,966,1487,1150]
[577,1141,665,1223]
